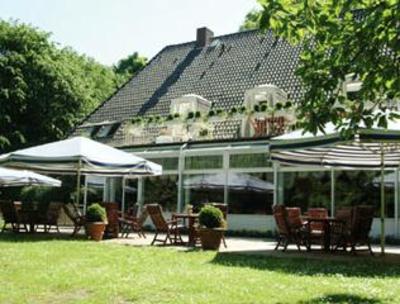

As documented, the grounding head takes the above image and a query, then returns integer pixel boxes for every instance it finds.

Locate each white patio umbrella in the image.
[0,136,162,207]
[0,167,61,187]
[183,172,274,192]
[270,119,400,255]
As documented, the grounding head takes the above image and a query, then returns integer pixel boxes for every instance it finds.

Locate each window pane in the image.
[148,158,179,171]
[230,153,271,168]
[283,171,331,213]
[335,170,394,217]
[86,175,105,203]
[185,155,222,170]
[95,125,113,138]
[94,123,120,139]
[227,172,274,214]
[80,127,95,138]
[183,174,224,211]
[124,178,138,211]
[143,175,178,212]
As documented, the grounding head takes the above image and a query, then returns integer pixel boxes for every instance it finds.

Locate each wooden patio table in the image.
[303,217,344,252]
[172,213,199,247]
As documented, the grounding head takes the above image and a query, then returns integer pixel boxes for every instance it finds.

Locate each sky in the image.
[0,0,257,66]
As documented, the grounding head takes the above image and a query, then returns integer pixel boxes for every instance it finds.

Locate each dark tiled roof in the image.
[212,119,242,140]
[80,29,303,125]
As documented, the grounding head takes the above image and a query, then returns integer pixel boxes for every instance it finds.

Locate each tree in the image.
[257,0,400,135]
[114,52,147,82]
[0,20,119,152]
[239,9,262,31]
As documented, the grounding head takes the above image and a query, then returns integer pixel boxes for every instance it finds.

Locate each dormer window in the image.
[170,94,211,117]
[80,126,96,138]
[89,123,121,139]
[244,84,288,109]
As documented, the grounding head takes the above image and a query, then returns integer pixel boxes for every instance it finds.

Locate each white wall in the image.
[227,214,274,232]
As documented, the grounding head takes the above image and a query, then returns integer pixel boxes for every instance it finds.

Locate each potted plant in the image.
[198,205,226,250]
[86,203,107,241]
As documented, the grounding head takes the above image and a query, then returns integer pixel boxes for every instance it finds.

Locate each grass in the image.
[0,234,400,304]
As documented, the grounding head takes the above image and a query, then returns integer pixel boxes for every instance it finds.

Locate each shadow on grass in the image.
[211,252,400,278]
[297,293,385,304]
[0,231,87,243]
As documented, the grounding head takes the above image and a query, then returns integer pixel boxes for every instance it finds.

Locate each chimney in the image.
[196,27,214,47]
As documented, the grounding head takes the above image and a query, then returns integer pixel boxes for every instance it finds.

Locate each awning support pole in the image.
[223,150,229,205]
[330,168,335,217]
[121,176,126,212]
[273,162,279,205]
[380,144,385,256]
[177,144,187,212]
[137,177,144,211]
[83,174,88,214]
[395,168,399,237]
[76,158,82,211]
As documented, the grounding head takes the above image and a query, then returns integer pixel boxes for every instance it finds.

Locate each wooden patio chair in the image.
[348,205,375,255]
[286,207,304,229]
[43,202,63,233]
[101,202,119,238]
[63,203,86,237]
[330,207,353,251]
[0,200,27,233]
[119,204,147,238]
[273,205,305,251]
[304,208,329,250]
[208,203,228,248]
[307,208,328,231]
[145,204,184,245]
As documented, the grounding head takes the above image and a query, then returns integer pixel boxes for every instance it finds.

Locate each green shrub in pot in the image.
[198,205,226,250]
[198,205,224,228]
[86,203,107,241]
[86,203,107,223]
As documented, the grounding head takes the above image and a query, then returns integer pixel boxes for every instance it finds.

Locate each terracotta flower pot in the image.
[86,222,106,241]
[199,227,225,250]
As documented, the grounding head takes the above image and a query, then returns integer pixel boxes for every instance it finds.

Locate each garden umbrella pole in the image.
[76,158,82,208]
[380,144,385,255]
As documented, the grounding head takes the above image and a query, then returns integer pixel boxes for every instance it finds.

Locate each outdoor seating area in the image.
[0,200,63,233]
[273,205,374,255]
[145,202,228,248]
[0,198,230,250]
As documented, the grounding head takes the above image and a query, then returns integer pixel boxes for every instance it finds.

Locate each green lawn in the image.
[0,234,399,304]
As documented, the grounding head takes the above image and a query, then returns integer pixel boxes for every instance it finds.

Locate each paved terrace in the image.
[104,232,400,264]
[5,227,400,263]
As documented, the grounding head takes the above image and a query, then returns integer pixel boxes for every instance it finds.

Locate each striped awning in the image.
[270,121,400,169]
[0,137,162,176]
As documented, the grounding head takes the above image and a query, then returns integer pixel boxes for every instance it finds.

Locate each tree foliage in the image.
[239,9,262,31]
[0,20,121,152]
[113,52,147,83]
[257,0,400,135]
